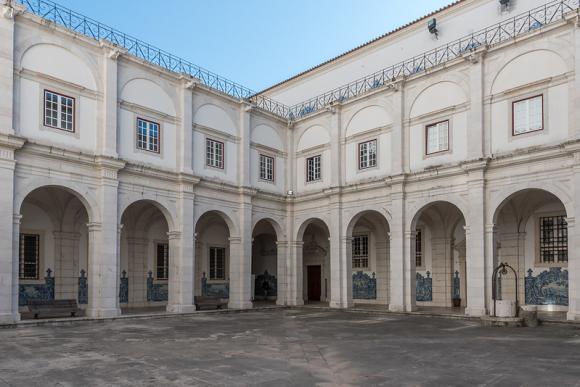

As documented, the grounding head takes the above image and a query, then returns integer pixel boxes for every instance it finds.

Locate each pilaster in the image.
[391,80,404,175]
[287,241,304,306]
[388,176,409,311]
[568,152,580,320]
[228,190,254,309]
[238,102,253,187]
[98,41,124,158]
[328,192,350,308]
[466,51,485,159]
[177,76,195,174]
[275,241,288,306]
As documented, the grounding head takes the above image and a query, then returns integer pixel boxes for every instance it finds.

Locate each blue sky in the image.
[52,0,453,91]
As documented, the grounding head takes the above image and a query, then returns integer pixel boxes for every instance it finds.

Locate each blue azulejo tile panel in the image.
[452,271,460,300]
[201,273,229,298]
[255,271,277,297]
[119,270,128,304]
[78,269,88,304]
[525,267,568,306]
[19,269,55,306]
[147,271,168,302]
[416,271,433,302]
[352,271,377,300]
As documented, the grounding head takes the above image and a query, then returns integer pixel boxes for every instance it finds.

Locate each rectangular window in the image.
[539,215,568,263]
[209,247,226,280]
[352,235,369,269]
[156,243,169,280]
[206,138,224,169]
[415,230,423,268]
[306,155,321,182]
[259,154,274,182]
[19,234,40,280]
[513,95,543,135]
[358,140,377,169]
[136,118,160,153]
[426,121,449,154]
[44,90,74,132]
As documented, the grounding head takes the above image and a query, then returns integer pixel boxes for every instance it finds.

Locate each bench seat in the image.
[194,296,227,311]
[27,299,81,319]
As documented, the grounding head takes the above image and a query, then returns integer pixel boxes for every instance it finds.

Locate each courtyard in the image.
[0,309,579,386]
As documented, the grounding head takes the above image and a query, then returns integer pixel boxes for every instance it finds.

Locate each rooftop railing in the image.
[287,0,580,119]
[14,0,291,119]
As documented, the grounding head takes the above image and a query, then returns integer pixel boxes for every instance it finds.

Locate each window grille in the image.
[415,230,423,267]
[44,90,74,132]
[352,235,369,269]
[156,243,169,280]
[539,215,568,263]
[19,234,40,280]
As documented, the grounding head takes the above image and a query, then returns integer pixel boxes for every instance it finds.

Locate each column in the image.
[127,237,148,306]
[275,241,288,306]
[329,196,350,308]
[98,41,123,158]
[375,240,390,304]
[568,153,580,320]
[390,81,404,175]
[228,193,253,309]
[53,231,81,300]
[403,230,416,311]
[430,237,452,307]
[238,103,252,187]
[177,76,195,175]
[484,223,497,311]
[466,53,484,160]
[287,241,304,306]
[389,177,408,312]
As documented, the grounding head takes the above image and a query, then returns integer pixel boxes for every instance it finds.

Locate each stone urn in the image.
[496,300,517,317]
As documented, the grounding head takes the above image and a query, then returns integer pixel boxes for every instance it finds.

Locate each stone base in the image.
[166,304,196,313]
[481,315,525,328]
[228,300,253,309]
[330,301,354,309]
[567,311,580,321]
[85,308,121,319]
[388,304,406,313]
[0,312,19,324]
[465,307,486,317]
[287,299,304,306]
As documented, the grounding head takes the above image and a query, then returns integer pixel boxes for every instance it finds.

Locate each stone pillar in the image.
[391,81,404,175]
[287,241,304,306]
[329,196,350,308]
[238,103,252,187]
[403,230,417,311]
[389,177,408,311]
[228,192,253,309]
[375,240,390,305]
[98,41,123,158]
[431,237,452,307]
[484,223,498,311]
[275,241,288,306]
[466,53,484,160]
[127,237,148,306]
[568,152,580,320]
[53,231,81,300]
[177,77,195,175]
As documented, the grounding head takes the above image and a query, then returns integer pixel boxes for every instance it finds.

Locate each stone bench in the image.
[27,299,81,319]
[194,296,227,311]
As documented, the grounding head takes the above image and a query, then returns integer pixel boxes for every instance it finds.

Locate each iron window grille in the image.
[136,118,160,153]
[358,140,377,169]
[156,243,169,280]
[209,247,226,280]
[513,95,543,135]
[44,90,74,132]
[415,230,423,268]
[539,215,568,263]
[260,154,275,182]
[426,121,449,154]
[206,138,224,169]
[352,235,369,269]
[19,234,40,280]
[306,155,321,182]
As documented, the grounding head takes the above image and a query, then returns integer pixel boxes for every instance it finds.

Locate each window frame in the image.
[43,89,75,132]
[259,153,275,182]
[209,246,226,281]
[512,94,544,137]
[155,242,169,280]
[352,234,370,270]
[358,139,378,170]
[535,213,568,267]
[136,117,161,154]
[425,120,450,155]
[19,233,40,281]
[306,154,322,182]
[205,137,225,169]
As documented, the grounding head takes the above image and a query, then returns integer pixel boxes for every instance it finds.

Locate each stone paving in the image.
[0,309,580,386]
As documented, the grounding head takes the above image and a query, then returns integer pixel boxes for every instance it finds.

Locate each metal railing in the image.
[14,0,291,119]
[287,0,580,119]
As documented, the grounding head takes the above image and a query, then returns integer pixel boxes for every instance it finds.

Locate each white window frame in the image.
[358,139,377,170]
[306,155,321,182]
[259,154,275,182]
[206,138,224,169]
[512,95,543,136]
[426,120,449,155]
[43,90,75,132]
[156,242,169,280]
[352,234,369,269]
[209,246,226,280]
[136,117,160,153]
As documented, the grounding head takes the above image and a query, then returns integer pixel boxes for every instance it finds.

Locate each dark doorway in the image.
[307,265,321,302]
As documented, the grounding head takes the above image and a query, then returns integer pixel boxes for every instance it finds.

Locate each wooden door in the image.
[307,265,321,302]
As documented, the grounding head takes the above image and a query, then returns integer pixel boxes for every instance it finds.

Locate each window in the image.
[156,243,169,280]
[539,215,568,263]
[358,140,377,169]
[426,121,449,154]
[19,234,40,280]
[259,154,274,182]
[136,118,160,153]
[352,235,369,269]
[306,155,321,182]
[44,90,74,132]
[415,230,423,268]
[206,138,224,169]
[513,95,543,135]
[209,247,226,280]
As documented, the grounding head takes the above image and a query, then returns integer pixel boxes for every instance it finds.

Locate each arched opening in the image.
[119,200,170,314]
[194,211,233,302]
[298,219,330,305]
[411,201,467,313]
[347,211,390,306]
[493,189,569,318]
[17,186,90,319]
[251,219,280,305]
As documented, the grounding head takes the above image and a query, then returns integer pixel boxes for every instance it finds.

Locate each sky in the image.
[52,0,453,92]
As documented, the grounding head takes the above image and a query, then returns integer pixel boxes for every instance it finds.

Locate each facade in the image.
[1,0,580,323]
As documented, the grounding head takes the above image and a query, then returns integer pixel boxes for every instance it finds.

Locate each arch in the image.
[252,216,284,240]
[409,198,469,232]
[193,103,237,136]
[194,208,238,237]
[296,217,331,241]
[251,124,284,151]
[490,49,568,95]
[345,209,391,237]
[19,42,98,90]
[296,125,331,152]
[120,78,177,117]
[15,180,97,223]
[345,105,393,138]
[119,198,176,231]
[409,81,468,119]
